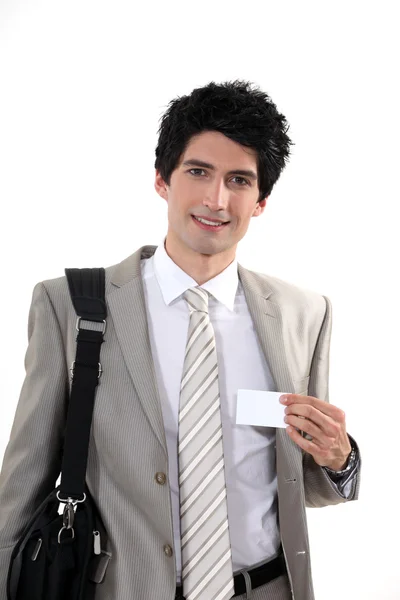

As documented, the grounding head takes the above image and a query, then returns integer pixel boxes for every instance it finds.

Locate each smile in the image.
[192,215,229,231]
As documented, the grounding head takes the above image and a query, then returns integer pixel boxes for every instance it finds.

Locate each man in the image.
[0,80,361,600]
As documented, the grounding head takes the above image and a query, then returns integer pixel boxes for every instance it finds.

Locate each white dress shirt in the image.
[140,238,350,584]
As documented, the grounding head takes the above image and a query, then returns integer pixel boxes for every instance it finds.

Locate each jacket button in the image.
[164,544,173,557]
[155,472,167,485]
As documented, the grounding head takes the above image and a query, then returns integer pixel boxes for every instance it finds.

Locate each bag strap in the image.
[58,267,107,501]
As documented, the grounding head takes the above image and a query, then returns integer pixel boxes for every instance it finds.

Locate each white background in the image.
[0,2,399,598]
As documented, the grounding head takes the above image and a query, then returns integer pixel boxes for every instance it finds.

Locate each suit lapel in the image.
[107,245,168,454]
[238,265,303,478]
[107,245,302,475]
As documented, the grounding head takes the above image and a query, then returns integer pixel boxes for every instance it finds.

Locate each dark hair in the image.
[154,79,294,203]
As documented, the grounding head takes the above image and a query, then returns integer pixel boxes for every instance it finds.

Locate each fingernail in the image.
[280,395,288,403]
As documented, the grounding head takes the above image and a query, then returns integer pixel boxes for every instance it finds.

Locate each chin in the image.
[195,241,232,257]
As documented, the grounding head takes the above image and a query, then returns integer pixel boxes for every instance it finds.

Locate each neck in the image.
[164,235,236,286]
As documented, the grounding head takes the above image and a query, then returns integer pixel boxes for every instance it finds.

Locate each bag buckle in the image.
[76,316,106,335]
[69,360,103,381]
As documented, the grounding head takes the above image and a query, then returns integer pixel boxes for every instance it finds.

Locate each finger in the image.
[285,404,341,439]
[284,414,335,448]
[286,425,330,459]
[281,394,345,423]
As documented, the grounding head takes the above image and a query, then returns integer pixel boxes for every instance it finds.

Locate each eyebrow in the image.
[182,159,258,181]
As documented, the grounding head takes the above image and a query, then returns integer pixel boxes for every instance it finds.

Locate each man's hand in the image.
[279,394,352,471]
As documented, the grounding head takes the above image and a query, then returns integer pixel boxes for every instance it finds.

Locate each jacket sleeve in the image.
[0,281,68,596]
[302,294,362,507]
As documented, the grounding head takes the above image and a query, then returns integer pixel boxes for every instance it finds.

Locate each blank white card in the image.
[236,389,289,428]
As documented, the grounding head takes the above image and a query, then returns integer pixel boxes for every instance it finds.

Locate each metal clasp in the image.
[56,493,86,544]
[76,316,106,335]
[57,499,77,544]
[63,501,75,529]
[69,361,103,381]
[58,525,75,543]
[56,491,87,504]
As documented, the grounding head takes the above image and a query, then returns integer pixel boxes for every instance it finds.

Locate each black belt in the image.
[175,551,287,599]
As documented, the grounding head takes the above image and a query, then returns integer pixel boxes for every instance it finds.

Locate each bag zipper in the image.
[93,530,101,555]
[31,538,43,561]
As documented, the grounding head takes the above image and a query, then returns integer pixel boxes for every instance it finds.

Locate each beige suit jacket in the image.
[0,245,361,600]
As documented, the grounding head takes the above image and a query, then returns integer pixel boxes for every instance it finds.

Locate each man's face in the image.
[154,130,267,259]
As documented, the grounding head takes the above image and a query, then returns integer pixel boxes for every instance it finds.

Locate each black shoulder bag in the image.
[7,268,110,600]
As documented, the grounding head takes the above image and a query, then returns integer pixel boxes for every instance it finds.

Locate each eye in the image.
[231,176,249,186]
[188,169,249,186]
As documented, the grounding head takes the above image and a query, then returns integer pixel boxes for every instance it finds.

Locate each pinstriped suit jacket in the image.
[0,244,361,600]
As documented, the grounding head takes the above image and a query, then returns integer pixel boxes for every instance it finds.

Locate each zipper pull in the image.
[93,530,101,555]
[31,538,43,561]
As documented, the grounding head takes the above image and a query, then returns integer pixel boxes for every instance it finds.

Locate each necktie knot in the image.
[184,287,210,314]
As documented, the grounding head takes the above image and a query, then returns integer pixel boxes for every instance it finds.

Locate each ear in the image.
[253,196,268,217]
[154,169,169,201]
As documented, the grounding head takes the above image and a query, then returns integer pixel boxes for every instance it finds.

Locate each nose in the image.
[202,178,229,212]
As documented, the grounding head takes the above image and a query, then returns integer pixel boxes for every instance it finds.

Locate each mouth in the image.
[191,215,230,232]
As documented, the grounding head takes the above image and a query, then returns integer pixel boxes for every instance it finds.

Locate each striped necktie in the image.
[178,286,235,600]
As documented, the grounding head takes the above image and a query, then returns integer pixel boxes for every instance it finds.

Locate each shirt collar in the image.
[152,237,239,312]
